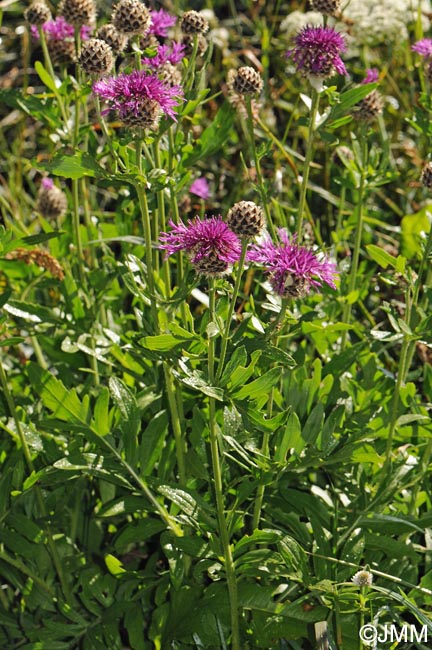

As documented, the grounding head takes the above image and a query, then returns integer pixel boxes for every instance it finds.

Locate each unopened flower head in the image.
[189,178,210,200]
[310,0,341,16]
[58,0,96,28]
[232,66,263,96]
[180,10,209,35]
[112,0,151,36]
[24,2,52,26]
[355,68,383,121]
[160,216,241,276]
[226,200,265,238]
[37,178,67,219]
[352,570,373,587]
[247,230,338,298]
[149,9,176,38]
[93,70,183,129]
[287,25,347,81]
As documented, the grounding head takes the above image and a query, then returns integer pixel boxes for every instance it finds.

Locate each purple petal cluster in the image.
[247,230,337,297]
[93,70,183,121]
[362,68,379,84]
[287,25,347,78]
[411,38,432,57]
[142,43,186,68]
[160,217,241,265]
[31,16,91,41]
[189,178,210,200]
[149,9,177,38]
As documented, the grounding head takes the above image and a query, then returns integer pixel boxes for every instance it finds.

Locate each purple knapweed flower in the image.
[189,178,210,200]
[93,70,183,129]
[287,25,347,81]
[142,42,186,68]
[247,230,338,298]
[411,38,432,57]
[149,9,177,38]
[362,68,379,84]
[160,216,241,276]
[31,16,91,41]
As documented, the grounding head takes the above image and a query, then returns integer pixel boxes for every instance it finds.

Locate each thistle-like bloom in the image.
[189,178,210,200]
[411,38,432,57]
[93,71,183,128]
[160,217,241,276]
[247,230,337,298]
[287,25,347,79]
[30,16,91,40]
[149,9,176,38]
[142,42,186,68]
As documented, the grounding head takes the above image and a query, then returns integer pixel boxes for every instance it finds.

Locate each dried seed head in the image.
[192,249,229,276]
[352,570,373,587]
[24,2,52,26]
[421,162,432,188]
[112,0,151,36]
[96,23,128,53]
[58,0,96,27]
[310,0,341,16]
[354,90,383,122]
[158,63,182,87]
[37,180,68,219]
[180,10,209,35]
[6,248,64,280]
[232,66,263,95]
[226,201,265,238]
[181,33,207,57]
[78,38,114,75]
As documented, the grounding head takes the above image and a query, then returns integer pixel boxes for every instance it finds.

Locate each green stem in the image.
[341,130,368,349]
[296,89,320,240]
[216,238,248,382]
[135,138,158,329]
[251,395,272,531]
[0,359,73,604]
[94,94,126,171]
[383,286,413,474]
[208,280,240,650]
[163,363,187,487]
[38,28,69,127]
[245,97,277,239]
[153,139,171,291]
[71,178,86,288]
[183,34,200,92]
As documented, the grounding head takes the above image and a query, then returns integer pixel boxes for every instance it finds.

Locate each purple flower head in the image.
[149,9,177,38]
[41,177,54,190]
[142,42,186,68]
[189,178,210,200]
[247,230,338,298]
[362,68,379,84]
[31,17,91,41]
[160,216,241,275]
[287,25,347,79]
[412,38,432,57]
[93,70,183,127]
